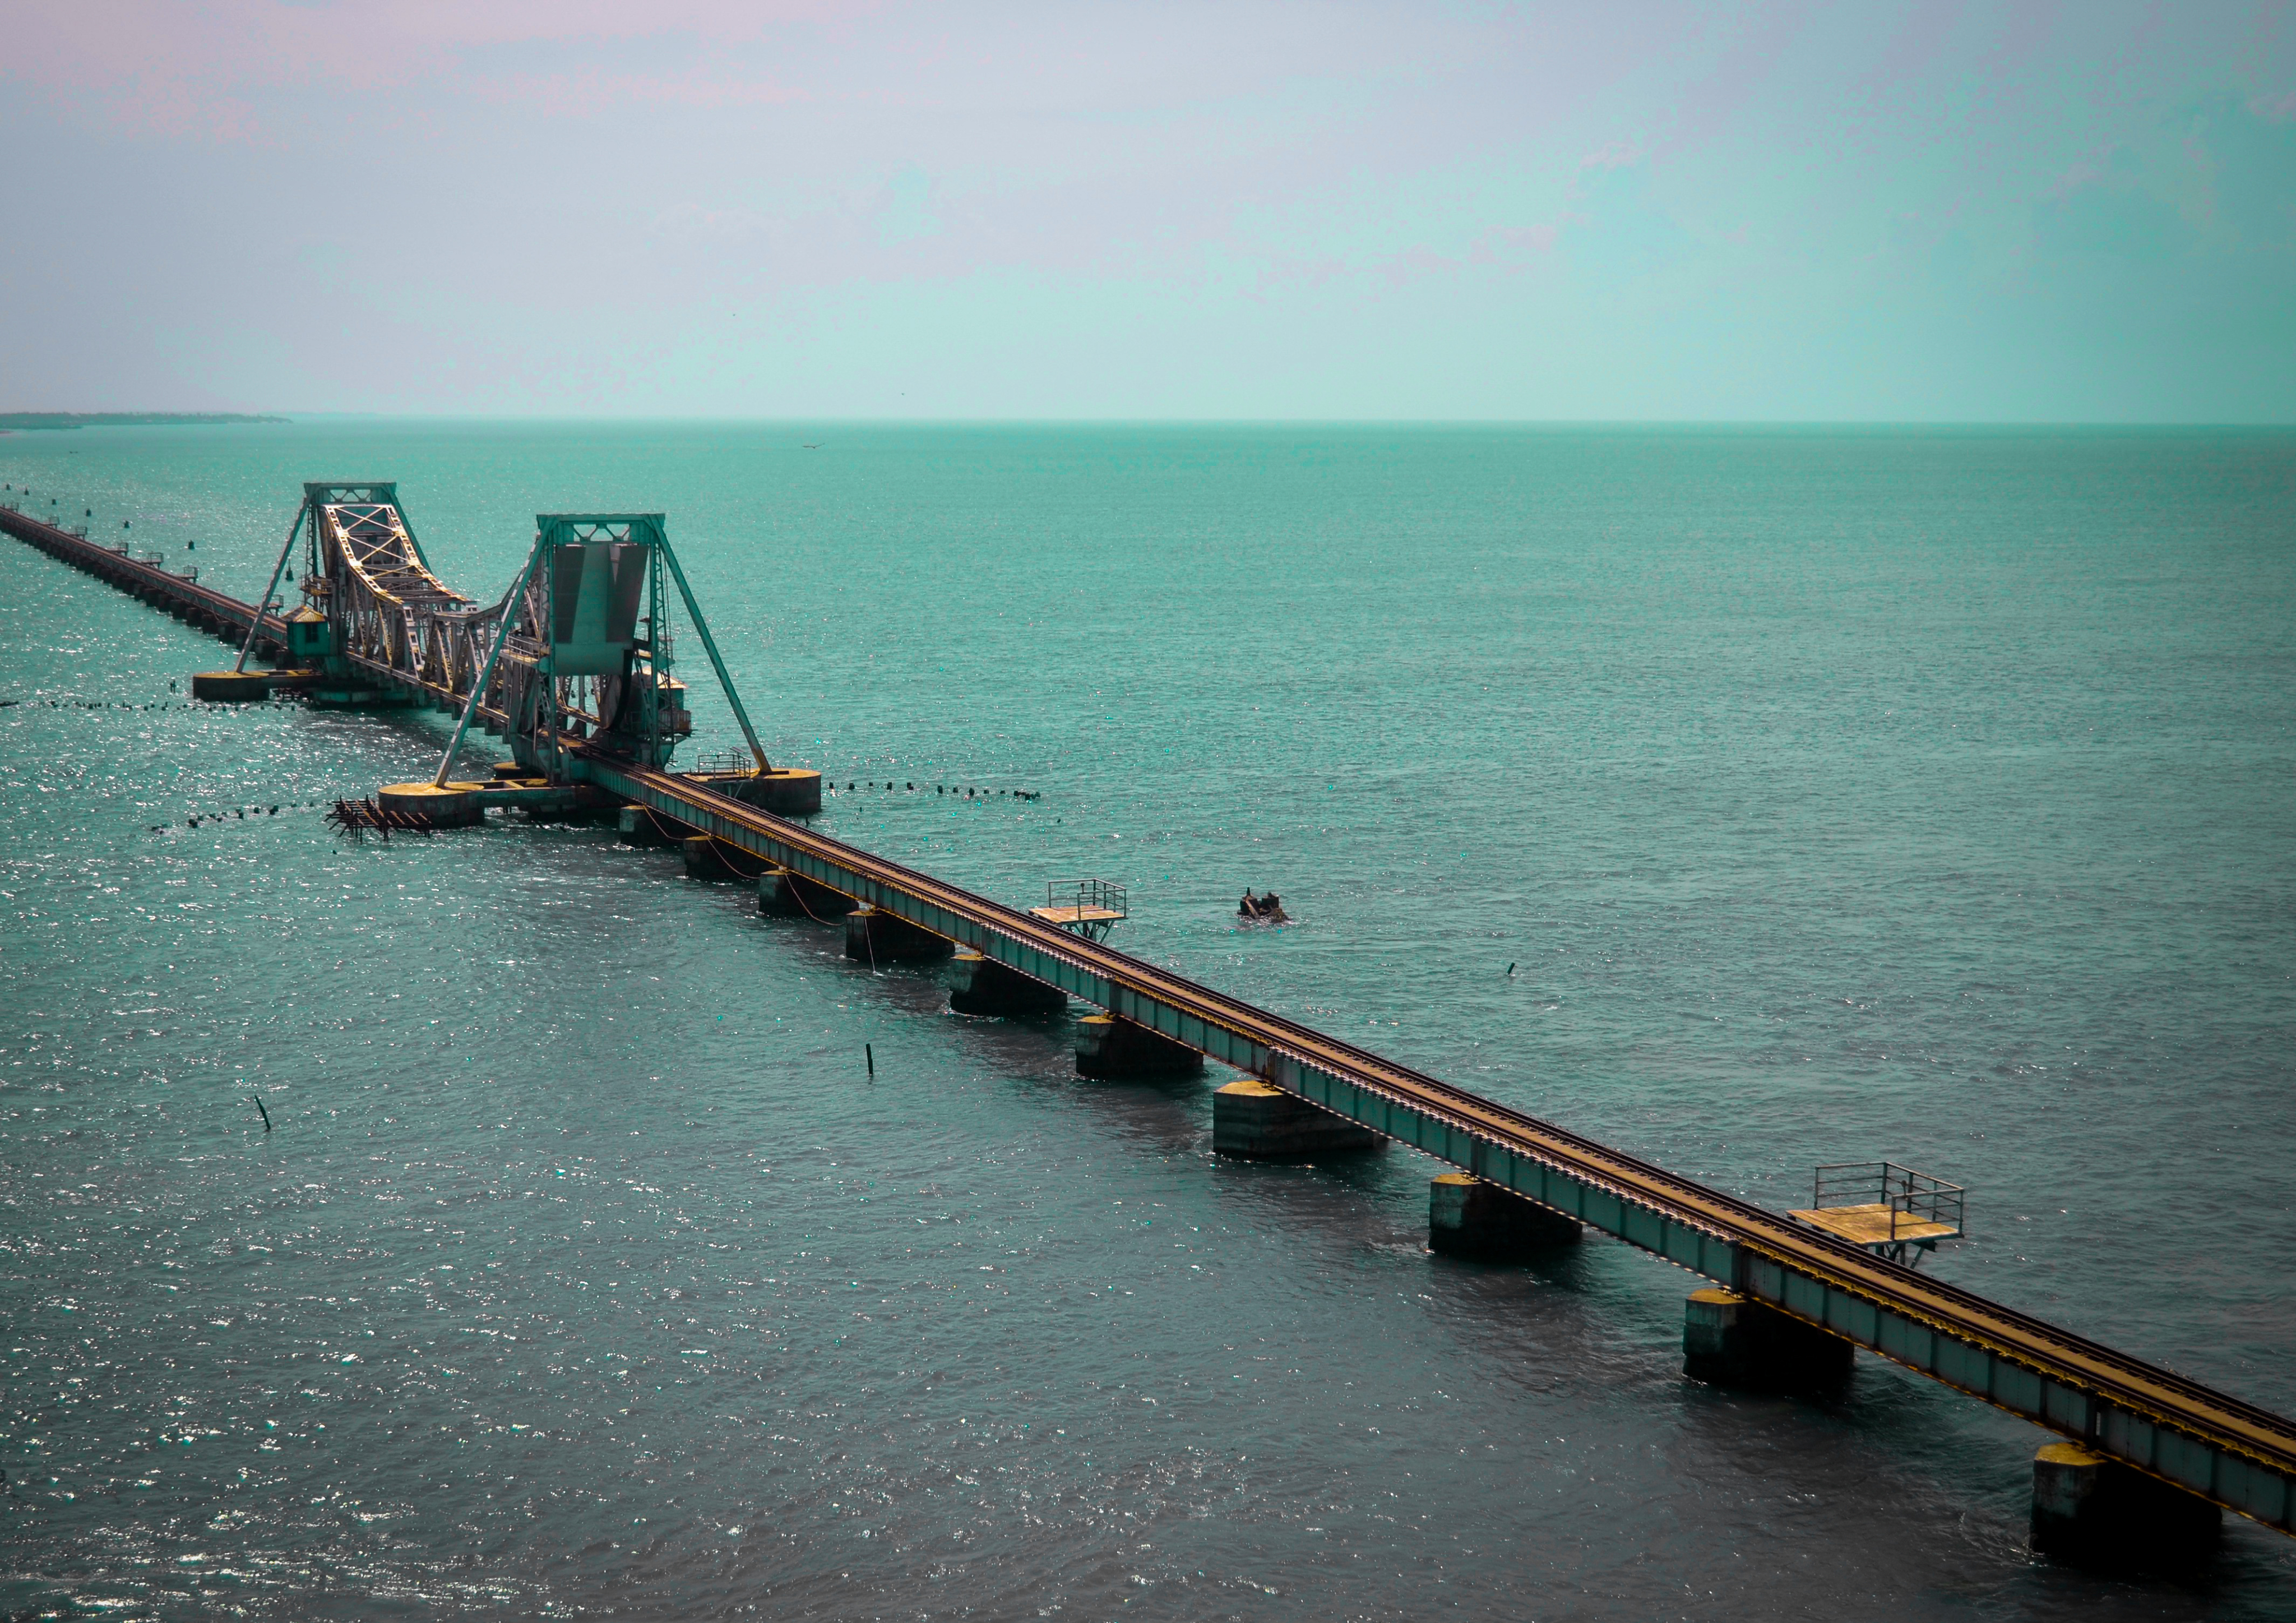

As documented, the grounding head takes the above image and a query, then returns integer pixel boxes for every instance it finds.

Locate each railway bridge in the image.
[5,484,2291,1564]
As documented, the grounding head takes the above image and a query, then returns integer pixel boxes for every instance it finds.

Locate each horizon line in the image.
[7,413,2296,431]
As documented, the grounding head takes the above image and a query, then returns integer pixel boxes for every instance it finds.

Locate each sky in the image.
[3,1,2293,420]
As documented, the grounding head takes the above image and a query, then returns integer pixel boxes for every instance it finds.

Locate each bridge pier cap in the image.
[191,670,270,702]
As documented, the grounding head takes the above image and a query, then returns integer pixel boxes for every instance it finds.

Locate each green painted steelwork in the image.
[234,504,305,674]
[651,529,769,774]
[427,513,767,788]
[576,746,2296,1538]
[433,544,545,788]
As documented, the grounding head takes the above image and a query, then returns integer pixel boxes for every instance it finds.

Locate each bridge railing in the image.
[1048,877,1127,918]
[689,749,757,776]
[1813,1161,1965,1239]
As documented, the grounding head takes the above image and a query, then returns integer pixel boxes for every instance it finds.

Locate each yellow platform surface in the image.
[1030,904,1126,927]
[1789,1203,1959,1248]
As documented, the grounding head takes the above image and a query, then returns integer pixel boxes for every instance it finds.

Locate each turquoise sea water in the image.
[1,422,2291,1619]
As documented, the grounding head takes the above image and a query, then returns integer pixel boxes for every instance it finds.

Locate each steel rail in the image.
[0,506,293,646]
[334,645,510,725]
[592,754,2296,1530]
[0,503,513,721]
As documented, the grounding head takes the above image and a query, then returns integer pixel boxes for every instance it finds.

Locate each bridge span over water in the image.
[5,486,2290,1560]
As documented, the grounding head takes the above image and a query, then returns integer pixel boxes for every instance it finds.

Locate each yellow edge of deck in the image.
[1029,905,1126,924]
[1789,1204,1959,1247]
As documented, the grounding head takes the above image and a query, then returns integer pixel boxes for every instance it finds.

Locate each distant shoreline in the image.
[0,413,289,432]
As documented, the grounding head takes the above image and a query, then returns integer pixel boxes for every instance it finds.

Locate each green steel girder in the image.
[575,749,2296,1537]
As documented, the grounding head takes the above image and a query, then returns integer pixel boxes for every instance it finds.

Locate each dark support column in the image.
[2030,1443,2220,1565]
[948,950,1066,1017]
[1428,1173,1581,1259]
[618,804,692,846]
[755,864,803,914]
[1075,1014,1203,1080]
[1212,1078,1381,1155]
[757,865,855,918]
[682,834,762,881]
[846,904,952,962]
[1683,1288,1854,1389]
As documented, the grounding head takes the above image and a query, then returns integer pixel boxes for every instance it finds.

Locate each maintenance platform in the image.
[1790,1161,1966,1265]
[1029,878,1128,941]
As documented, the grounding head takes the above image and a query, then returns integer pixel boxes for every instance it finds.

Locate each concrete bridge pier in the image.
[375,782,485,829]
[846,904,951,963]
[618,804,696,846]
[1428,1173,1581,1259]
[1212,1078,1381,1154]
[683,833,764,880]
[754,864,804,914]
[948,950,1066,1017]
[1683,1288,1854,1389]
[2030,1443,2220,1565]
[756,865,855,918]
[191,670,271,701]
[1076,1014,1203,1080]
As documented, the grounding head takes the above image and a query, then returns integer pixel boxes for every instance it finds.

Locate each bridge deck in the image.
[591,753,2296,1535]
[2,503,293,654]
[8,497,2293,1538]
